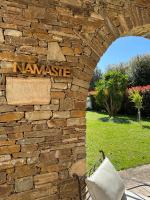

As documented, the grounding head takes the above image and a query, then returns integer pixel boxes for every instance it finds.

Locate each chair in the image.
[73,151,150,200]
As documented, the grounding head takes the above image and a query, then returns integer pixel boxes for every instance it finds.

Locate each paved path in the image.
[119,164,150,199]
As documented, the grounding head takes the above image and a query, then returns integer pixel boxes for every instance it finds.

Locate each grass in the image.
[86,111,150,171]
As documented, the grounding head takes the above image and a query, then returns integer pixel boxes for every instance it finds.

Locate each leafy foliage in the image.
[106,63,128,74]
[128,90,143,110]
[127,55,150,87]
[92,55,150,117]
[96,71,128,117]
[124,86,150,118]
[128,90,143,122]
[89,68,102,90]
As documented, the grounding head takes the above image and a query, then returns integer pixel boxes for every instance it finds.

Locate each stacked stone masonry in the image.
[0,0,150,199]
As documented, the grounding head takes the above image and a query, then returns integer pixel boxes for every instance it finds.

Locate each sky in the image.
[97,36,150,73]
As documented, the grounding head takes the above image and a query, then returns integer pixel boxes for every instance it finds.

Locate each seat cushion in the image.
[86,157,125,200]
[122,190,147,200]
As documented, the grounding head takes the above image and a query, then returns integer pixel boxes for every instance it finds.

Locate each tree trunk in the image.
[137,108,141,122]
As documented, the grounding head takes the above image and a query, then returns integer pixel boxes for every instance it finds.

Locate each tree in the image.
[127,55,150,87]
[128,90,143,122]
[106,63,128,75]
[96,70,128,117]
[89,68,102,90]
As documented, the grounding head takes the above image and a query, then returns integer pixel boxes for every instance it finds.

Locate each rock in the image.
[8,132,23,140]
[74,101,86,110]
[15,176,33,192]
[0,112,24,122]
[0,29,4,43]
[24,5,45,19]
[0,135,7,140]
[24,129,61,138]
[0,61,13,69]
[0,51,37,63]
[14,165,38,178]
[0,145,20,155]
[6,77,51,105]
[34,172,58,186]
[47,42,66,62]
[69,159,86,176]
[51,92,65,99]
[62,47,74,56]
[67,118,85,126]
[74,47,82,55]
[0,140,15,146]
[60,0,81,7]
[0,43,15,51]
[60,98,73,110]
[0,172,6,184]
[27,156,39,165]
[51,99,59,105]
[0,140,16,146]
[0,105,16,113]
[47,119,67,128]
[17,138,45,145]
[0,184,13,197]
[2,124,32,134]
[73,77,89,89]
[0,97,6,105]
[4,29,22,37]
[66,55,78,63]
[0,155,11,162]
[25,111,52,121]
[40,104,59,111]
[71,110,85,117]
[53,111,70,119]
[0,158,25,171]
[52,83,68,90]
[21,144,38,152]
[5,36,38,46]
[16,105,34,112]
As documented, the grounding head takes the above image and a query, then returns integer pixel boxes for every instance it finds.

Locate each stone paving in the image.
[119,164,150,199]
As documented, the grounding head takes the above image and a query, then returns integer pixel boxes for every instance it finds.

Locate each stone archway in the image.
[0,0,149,199]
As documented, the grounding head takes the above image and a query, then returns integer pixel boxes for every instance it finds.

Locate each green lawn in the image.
[86,111,150,171]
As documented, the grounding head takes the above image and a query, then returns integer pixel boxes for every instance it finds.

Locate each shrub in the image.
[128,90,143,121]
[124,85,150,117]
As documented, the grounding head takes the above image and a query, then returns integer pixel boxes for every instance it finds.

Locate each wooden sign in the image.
[12,63,71,77]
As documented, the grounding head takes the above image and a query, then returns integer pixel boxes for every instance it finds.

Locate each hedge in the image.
[91,85,150,118]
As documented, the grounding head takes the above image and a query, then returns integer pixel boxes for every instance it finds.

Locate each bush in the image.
[123,85,150,117]
[90,95,105,112]
[128,90,143,121]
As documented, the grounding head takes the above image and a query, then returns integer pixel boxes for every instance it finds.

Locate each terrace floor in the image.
[120,164,150,199]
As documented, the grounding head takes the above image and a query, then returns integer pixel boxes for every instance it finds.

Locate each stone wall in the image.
[0,0,149,199]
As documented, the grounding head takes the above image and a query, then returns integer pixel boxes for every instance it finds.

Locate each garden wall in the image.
[0,0,149,199]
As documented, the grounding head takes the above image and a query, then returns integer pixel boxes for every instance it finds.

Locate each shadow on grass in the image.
[142,125,150,129]
[99,117,131,124]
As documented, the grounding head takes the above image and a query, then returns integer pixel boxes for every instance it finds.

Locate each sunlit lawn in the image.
[86,111,150,171]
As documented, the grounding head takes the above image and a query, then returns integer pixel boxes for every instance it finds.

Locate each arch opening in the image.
[86,29,150,172]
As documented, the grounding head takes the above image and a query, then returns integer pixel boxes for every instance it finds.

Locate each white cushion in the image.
[86,157,125,200]
[122,190,147,200]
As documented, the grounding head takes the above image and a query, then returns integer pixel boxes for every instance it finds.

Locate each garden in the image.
[87,55,150,171]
